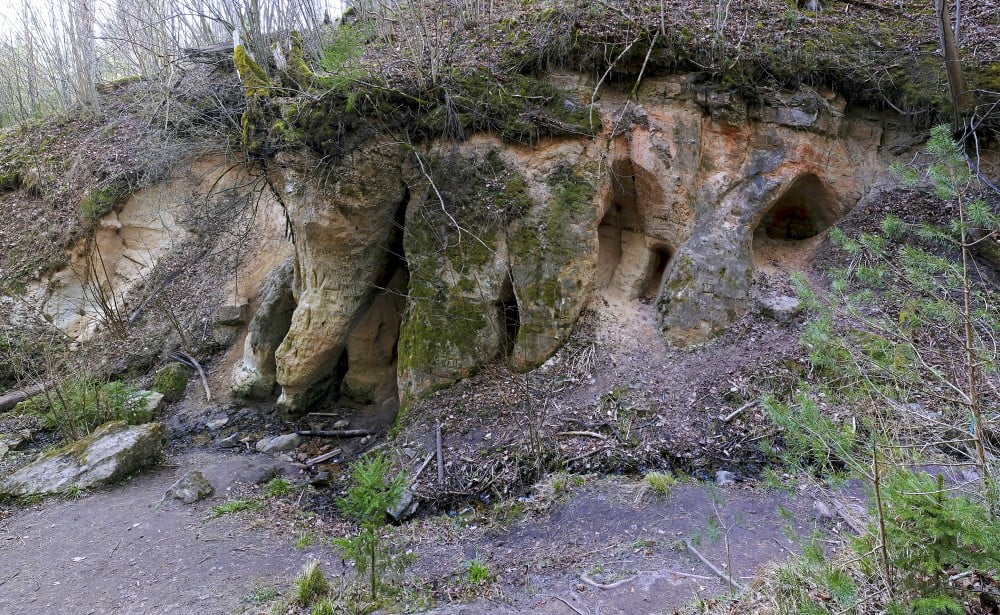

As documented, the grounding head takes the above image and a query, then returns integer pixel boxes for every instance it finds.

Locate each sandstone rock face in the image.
[0,421,167,496]
[506,141,600,372]
[270,143,407,414]
[636,78,879,344]
[397,140,525,403]
[232,74,885,412]
[231,259,296,399]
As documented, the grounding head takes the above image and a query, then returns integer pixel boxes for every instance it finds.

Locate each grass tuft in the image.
[294,559,329,606]
[209,499,262,518]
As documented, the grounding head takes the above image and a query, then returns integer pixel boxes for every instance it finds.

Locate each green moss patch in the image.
[508,163,598,370]
[396,148,533,402]
[151,362,189,402]
[234,45,274,97]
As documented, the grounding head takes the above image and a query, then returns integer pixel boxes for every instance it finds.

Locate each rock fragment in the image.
[167,470,214,504]
[0,421,167,496]
[255,433,301,453]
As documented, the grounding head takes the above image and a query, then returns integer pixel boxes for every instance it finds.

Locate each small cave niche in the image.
[597,158,673,300]
[753,173,839,271]
[497,277,520,355]
[757,174,836,240]
[640,246,672,300]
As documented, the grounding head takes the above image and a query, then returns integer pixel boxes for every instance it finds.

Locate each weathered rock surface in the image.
[166,469,214,504]
[231,259,296,399]
[229,74,884,411]
[0,421,167,496]
[758,295,802,323]
[397,140,524,402]
[138,390,165,414]
[387,488,419,521]
[270,143,407,414]
[255,433,300,453]
[214,301,249,326]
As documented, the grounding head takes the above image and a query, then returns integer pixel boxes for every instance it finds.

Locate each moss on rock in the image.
[396,147,532,403]
[151,362,189,403]
[78,187,119,222]
[508,163,598,371]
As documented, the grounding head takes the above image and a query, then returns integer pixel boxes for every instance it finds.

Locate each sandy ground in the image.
[0,450,330,615]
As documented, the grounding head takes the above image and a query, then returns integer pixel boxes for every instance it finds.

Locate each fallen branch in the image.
[411,452,434,483]
[580,571,638,590]
[831,498,868,535]
[557,430,608,440]
[436,422,445,485]
[564,445,609,465]
[721,401,756,423]
[0,382,47,412]
[552,595,587,615]
[305,448,341,466]
[659,569,713,581]
[296,429,373,438]
[684,538,745,592]
[170,351,211,402]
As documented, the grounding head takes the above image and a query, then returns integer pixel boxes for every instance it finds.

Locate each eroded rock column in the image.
[272,143,406,414]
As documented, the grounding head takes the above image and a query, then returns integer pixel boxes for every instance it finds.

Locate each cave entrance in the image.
[641,246,672,300]
[334,265,407,410]
[757,174,836,240]
[753,173,838,271]
[597,158,672,300]
[497,277,520,355]
[330,198,410,412]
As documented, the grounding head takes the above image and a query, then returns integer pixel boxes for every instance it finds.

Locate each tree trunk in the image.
[936,0,966,122]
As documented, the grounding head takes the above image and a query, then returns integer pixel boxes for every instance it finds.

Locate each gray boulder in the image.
[715,470,737,486]
[214,301,249,326]
[758,295,802,324]
[0,421,167,496]
[387,488,419,521]
[140,391,166,414]
[166,470,214,504]
[0,432,29,460]
[255,433,301,453]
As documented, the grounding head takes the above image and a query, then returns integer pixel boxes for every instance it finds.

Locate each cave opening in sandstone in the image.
[753,173,841,272]
[324,199,410,411]
[334,263,407,409]
[597,159,642,291]
[640,246,672,299]
[597,158,672,300]
[757,173,836,241]
[498,277,520,354]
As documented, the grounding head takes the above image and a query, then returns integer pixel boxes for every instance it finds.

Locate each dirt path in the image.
[0,450,330,615]
[410,479,819,615]
[0,442,832,615]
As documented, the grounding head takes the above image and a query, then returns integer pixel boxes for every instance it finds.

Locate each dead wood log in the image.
[296,429,374,438]
[0,382,47,412]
